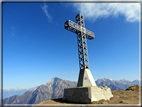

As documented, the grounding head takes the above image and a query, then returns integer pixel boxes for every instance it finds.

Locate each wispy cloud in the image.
[63,71,68,74]
[41,3,52,21]
[63,71,77,74]
[71,71,76,73]
[72,3,140,22]
[11,26,16,36]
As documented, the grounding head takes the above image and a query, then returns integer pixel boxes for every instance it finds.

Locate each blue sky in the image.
[2,2,140,89]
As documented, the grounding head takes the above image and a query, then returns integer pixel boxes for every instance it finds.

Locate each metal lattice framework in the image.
[64,13,95,70]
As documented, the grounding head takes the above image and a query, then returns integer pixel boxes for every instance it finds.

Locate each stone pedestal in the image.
[77,69,96,87]
[62,86,113,103]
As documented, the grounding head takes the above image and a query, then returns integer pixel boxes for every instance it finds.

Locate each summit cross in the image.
[64,13,97,87]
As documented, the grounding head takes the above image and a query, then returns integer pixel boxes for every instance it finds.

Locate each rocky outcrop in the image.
[125,85,139,91]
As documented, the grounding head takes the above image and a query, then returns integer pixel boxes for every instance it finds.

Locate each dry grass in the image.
[91,99,109,104]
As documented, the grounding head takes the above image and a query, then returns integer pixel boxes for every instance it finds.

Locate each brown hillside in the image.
[125,85,139,91]
[33,85,141,106]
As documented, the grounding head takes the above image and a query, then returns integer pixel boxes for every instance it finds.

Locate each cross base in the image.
[77,69,96,87]
[62,86,113,103]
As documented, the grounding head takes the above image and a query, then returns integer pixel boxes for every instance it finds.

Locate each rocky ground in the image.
[33,85,141,106]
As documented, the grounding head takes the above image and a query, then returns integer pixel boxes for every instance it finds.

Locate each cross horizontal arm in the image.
[64,20,95,40]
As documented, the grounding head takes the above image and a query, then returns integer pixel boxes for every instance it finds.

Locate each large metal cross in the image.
[64,13,95,70]
[64,13,96,87]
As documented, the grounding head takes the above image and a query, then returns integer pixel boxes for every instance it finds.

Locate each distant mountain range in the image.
[3,77,140,104]
[96,78,140,90]
[3,87,38,99]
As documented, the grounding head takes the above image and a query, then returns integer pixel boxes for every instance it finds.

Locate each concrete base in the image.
[77,69,96,87]
[62,86,113,103]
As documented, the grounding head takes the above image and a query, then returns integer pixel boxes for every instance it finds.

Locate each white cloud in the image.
[41,3,52,21]
[71,71,76,73]
[63,71,77,74]
[63,71,67,74]
[72,3,140,22]
[11,26,16,36]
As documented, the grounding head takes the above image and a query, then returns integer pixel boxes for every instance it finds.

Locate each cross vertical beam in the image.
[64,13,96,87]
[76,14,89,70]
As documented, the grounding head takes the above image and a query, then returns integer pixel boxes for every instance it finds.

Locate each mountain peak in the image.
[47,77,62,84]
[119,78,130,82]
[52,77,61,79]
[120,78,127,81]
[98,78,108,81]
